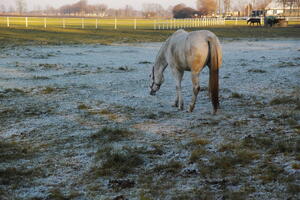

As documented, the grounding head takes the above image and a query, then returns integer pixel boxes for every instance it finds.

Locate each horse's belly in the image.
[182,65,191,71]
[172,53,190,71]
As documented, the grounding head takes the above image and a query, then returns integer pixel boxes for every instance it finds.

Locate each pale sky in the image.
[1,0,197,11]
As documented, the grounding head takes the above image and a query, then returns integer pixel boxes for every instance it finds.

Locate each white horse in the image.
[150,29,222,113]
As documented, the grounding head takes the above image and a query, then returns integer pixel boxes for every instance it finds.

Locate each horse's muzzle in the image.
[150,90,156,96]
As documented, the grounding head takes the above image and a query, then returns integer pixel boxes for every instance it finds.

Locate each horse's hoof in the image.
[213,109,218,115]
[178,106,184,111]
[188,106,194,112]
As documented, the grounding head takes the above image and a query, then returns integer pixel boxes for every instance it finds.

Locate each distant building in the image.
[265,1,284,16]
[265,1,300,16]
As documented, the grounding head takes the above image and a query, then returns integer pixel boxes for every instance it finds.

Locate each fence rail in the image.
[0,16,299,30]
[0,16,226,30]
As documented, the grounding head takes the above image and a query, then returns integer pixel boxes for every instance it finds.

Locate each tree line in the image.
[0,0,172,18]
[0,0,299,17]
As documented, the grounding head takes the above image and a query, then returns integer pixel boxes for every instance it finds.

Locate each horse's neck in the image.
[155,39,169,68]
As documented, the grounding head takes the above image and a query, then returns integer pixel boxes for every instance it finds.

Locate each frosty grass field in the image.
[0,27,300,200]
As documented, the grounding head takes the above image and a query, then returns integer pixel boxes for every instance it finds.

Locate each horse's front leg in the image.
[171,69,184,110]
[189,73,200,112]
[172,94,179,107]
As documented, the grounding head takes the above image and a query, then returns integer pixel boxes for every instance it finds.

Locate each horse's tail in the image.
[208,35,222,114]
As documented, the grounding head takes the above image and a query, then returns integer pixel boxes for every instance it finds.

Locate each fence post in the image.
[134,19,137,30]
[96,18,98,29]
[44,17,46,28]
[7,17,9,27]
[82,18,84,29]
[235,17,237,25]
[114,18,117,30]
[25,17,28,28]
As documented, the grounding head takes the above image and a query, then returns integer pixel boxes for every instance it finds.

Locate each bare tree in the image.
[224,0,231,14]
[172,4,202,18]
[59,1,108,16]
[142,3,165,18]
[277,0,297,15]
[73,0,87,15]
[296,0,300,16]
[197,0,217,15]
[15,0,27,14]
[60,4,73,15]
[124,5,134,17]
[45,5,56,15]
[287,0,297,14]
[256,0,272,9]
[0,4,6,13]
[94,4,107,17]
[9,6,16,13]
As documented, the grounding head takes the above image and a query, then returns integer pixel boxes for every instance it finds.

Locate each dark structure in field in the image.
[172,4,203,18]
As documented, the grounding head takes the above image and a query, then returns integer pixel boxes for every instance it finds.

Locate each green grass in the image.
[0,26,300,47]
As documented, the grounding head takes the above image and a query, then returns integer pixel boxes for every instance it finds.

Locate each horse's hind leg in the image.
[189,73,200,112]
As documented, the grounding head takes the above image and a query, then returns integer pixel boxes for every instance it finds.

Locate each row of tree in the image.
[172,0,300,18]
[0,0,172,18]
[0,0,299,17]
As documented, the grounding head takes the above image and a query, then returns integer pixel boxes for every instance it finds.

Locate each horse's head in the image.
[149,64,166,96]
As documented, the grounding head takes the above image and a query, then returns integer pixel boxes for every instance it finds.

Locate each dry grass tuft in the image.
[153,160,183,174]
[190,148,207,163]
[248,69,266,73]
[77,103,91,110]
[231,92,243,98]
[270,96,299,105]
[91,148,144,177]
[90,127,135,142]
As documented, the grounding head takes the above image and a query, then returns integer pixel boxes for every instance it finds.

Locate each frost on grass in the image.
[0,40,300,199]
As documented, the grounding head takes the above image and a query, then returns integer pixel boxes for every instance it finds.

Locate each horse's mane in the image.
[155,30,186,66]
[155,37,170,65]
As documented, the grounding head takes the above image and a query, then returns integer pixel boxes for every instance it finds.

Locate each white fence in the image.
[1,16,299,29]
[0,16,226,30]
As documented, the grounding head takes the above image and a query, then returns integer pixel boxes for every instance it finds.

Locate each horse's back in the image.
[186,31,222,70]
[166,30,222,72]
[186,30,221,54]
